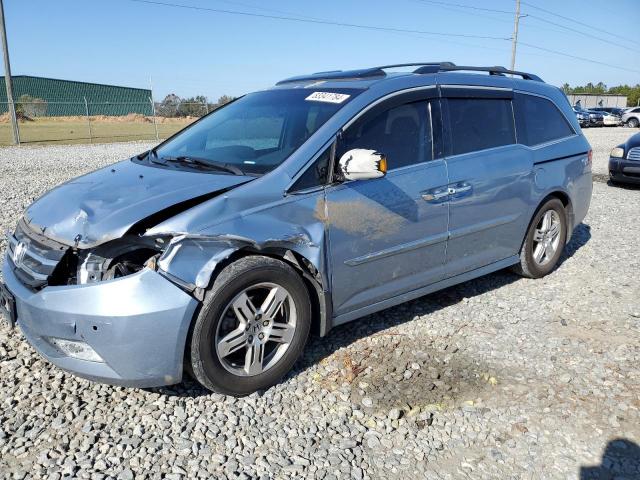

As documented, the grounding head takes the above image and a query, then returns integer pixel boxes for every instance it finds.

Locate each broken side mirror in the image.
[337,149,387,181]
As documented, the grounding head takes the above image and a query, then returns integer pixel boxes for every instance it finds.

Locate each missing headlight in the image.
[103,249,159,281]
[77,248,160,284]
[78,252,109,284]
[72,236,171,285]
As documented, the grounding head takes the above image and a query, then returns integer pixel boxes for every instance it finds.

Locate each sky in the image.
[4,0,640,100]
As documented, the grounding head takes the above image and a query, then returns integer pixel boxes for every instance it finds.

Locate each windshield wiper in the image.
[161,156,244,175]
[137,147,163,164]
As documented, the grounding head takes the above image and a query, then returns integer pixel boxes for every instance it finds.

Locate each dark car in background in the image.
[592,107,625,116]
[609,132,640,185]
[572,107,604,128]
[586,110,604,127]
[573,107,589,128]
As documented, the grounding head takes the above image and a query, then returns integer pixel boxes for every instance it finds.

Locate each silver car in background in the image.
[622,107,640,128]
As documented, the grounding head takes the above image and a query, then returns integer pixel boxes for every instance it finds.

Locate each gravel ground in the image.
[0,130,639,479]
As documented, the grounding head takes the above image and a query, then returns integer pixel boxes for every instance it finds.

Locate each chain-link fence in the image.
[0,99,211,145]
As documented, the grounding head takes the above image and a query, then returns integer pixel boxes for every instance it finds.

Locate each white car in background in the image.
[600,111,623,126]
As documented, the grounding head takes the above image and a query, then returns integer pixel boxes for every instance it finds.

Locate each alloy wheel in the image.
[532,210,562,266]
[215,282,297,376]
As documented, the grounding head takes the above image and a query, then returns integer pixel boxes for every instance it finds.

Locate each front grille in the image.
[6,219,68,289]
[627,147,640,161]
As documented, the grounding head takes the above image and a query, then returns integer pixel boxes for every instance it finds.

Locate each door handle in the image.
[422,182,473,202]
[448,182,473,197]
[451,185,471,194]
[421,188,449,202]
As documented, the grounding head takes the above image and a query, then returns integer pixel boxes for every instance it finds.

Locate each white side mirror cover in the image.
[338,149,387,181]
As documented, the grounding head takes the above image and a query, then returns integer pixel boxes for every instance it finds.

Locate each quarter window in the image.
[447,98,515,155]
[514,93,574,146]
[337,101,433,170]
[290,147,331,191]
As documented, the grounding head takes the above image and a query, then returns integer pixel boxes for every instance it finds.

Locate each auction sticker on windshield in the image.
[305,92,351,104]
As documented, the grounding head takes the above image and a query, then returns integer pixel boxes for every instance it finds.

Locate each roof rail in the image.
[414,63,543,81]
[376,62,456,70]
[276,67,386,85]
[276,62,456,85]
[276,62,542,85]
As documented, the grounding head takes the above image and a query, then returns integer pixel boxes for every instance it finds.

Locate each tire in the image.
[188,255,311,396]
[627,118,639,128]
[513,198,567,279]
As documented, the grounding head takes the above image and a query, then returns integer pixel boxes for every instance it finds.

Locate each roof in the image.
[276,62,543,88]
[0,75,150,93]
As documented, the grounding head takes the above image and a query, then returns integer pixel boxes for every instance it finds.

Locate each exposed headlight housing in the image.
[610,147,625,158]
[76,237,170,285]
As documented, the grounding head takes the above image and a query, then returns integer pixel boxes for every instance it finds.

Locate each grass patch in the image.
[0,118,194,145]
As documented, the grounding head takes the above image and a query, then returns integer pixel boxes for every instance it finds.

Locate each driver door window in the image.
[337,101,433,171]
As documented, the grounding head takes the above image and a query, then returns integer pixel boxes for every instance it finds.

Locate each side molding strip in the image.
[344,232,448,266]
[344,213,519,266]
[448,213,520,240]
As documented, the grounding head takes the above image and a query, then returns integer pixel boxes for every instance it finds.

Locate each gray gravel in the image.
[0,134,639,479]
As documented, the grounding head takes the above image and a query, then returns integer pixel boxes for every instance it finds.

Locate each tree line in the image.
[155,94,235,118]
[561,82,640,107]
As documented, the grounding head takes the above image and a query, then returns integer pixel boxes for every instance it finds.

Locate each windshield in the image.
[154,88,360,175]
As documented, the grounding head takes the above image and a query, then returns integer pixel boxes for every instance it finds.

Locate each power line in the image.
[417,0,637,53]
[412,0,513,14]
[524,13,638,53]
[409,0,577,38]
[211,0,324,22]
[127,0,510,40]
[128,0,639,76]
[519,41,640,74]
[520,1,629,42]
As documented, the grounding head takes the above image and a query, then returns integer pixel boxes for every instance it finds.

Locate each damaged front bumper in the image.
[1,255,198,387]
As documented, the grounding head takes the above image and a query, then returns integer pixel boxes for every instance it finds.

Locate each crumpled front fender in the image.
[149,182,332,334]
[156,199,327,292]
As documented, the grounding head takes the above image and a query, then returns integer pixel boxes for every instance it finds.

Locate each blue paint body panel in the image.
[1,67,592,387]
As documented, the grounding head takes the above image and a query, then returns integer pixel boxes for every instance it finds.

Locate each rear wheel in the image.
[189,255,311,396]
[513,198,567,279]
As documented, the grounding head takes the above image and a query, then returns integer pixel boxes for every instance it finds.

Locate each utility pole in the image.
[0,0,18,144]
[510,0,521,71]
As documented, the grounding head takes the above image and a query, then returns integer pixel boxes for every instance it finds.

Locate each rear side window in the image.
[514,93,574,146]
[447,98,515,155]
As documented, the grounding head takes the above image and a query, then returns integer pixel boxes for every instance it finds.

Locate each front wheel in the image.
[513,198,567,279]
[188,255,311,396]
[627,118,639,128]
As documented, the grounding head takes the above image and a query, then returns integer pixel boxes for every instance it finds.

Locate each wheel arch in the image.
[205,247,331,338]
[521,190,574,250]
[179,245,332,384]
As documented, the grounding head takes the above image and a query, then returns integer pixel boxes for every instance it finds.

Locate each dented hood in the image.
[24,159,251,248]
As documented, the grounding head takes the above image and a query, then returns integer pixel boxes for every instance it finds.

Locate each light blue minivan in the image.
[1,63,592,395]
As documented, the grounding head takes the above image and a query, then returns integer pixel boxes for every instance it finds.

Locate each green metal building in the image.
[0,75,152,116]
